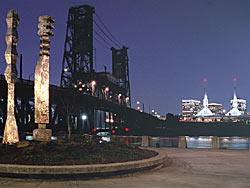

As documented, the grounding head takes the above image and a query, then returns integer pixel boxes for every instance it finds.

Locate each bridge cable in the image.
[93,20,121,49]
[95,13,123,47]
[94,30,113,48]
[94,36,110,49]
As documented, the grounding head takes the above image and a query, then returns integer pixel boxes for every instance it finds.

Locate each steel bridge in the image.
[0,75,160,137]
[0,5,162,137]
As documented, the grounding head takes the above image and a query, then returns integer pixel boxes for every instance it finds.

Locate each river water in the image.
[150,136,250,150]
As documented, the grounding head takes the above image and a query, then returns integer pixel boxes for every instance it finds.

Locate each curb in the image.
[0,147,168,179]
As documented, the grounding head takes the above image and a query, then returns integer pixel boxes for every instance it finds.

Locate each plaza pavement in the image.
[0,147,250,188]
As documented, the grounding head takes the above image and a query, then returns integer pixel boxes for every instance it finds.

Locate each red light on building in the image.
[125,128,129,132]
[78,81,82,85]
[93,128,97,132]
[78,87,83,91]
[203,78,207,83]
[112,130,115,134]
[233,78,237,82]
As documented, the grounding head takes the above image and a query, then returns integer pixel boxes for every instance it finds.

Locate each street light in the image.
[91,80,96,96]
[81,114,87,120]
[118,93,122,104]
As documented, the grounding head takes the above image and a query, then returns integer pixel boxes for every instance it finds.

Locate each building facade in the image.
[208,103,223,115]
[230,98,247,115]
[182,100,202,117]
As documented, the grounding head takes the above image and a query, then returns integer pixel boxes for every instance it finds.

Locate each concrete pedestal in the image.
[212,137,220,149]
[141,136,149,147]
[33,129,52,142]
[178,136,187,148]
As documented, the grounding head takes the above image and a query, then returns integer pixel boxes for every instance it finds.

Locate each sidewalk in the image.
[0,148,249,187]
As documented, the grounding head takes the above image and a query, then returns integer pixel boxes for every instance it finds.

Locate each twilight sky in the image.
[1,0,250,116]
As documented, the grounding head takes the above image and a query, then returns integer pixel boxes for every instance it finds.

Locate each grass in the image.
[0,135,157,165]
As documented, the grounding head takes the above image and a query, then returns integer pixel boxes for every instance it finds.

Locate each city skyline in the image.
[183,78,246,113]
[1,0,250,116]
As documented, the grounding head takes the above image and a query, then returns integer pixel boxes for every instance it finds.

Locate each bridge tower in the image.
[111,46,131,107]
[60,5,95,88]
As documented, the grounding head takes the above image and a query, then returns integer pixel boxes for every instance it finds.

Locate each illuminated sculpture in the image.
[33,15,54,141]
[3,10,20,144]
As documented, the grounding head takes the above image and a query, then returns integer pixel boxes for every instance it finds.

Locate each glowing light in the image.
[91,80,96,86]
[203,78,207,82]
[74,85,77,88]
[93,128,97,132]
[105,118,110,123]
[118,93,122,97]
[136,101,140,105]
[78,87,83,91]
[233,78,237,82]
[82,84,85,87]
[78,81,82,85]
[110,119,114,123]
[64,68,68,72]
[105,87,109,92]
[112,130,115,134]
[137,106,140,110]
[81,114,87,120]
[125,128,129,132]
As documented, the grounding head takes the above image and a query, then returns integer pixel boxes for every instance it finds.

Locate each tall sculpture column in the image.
[33,15,54,141]
[3,10,19,144]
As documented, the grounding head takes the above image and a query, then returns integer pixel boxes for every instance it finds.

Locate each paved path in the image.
[0,148,250,188]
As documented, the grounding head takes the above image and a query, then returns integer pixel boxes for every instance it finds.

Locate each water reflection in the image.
[186,136,212,149]
[150,136,249,150]
[220,137,249,150]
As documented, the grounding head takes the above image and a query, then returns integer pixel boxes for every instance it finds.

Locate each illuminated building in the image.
[229,99,246,115]
[226,86,246,116]
[195,87,214,117]
[208,103,223,115]
[182,100,202,117]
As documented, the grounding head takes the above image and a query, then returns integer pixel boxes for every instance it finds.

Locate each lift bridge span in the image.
[0,5,161,137]
[0,75,159,137]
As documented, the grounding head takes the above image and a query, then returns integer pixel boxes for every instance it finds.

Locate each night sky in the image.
[1,0,250,116]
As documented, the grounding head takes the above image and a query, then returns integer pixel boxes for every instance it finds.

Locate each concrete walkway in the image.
[0,148,250,187]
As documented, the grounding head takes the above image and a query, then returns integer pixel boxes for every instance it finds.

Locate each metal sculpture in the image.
[3,10,19,144]
[34,15,54,141]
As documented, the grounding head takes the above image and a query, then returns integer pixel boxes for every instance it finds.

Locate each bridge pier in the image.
[141,136,149,147]
[212,136,220,149]
[178,136,187,148]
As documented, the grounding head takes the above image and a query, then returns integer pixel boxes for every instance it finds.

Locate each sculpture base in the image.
[33,128,52,142]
